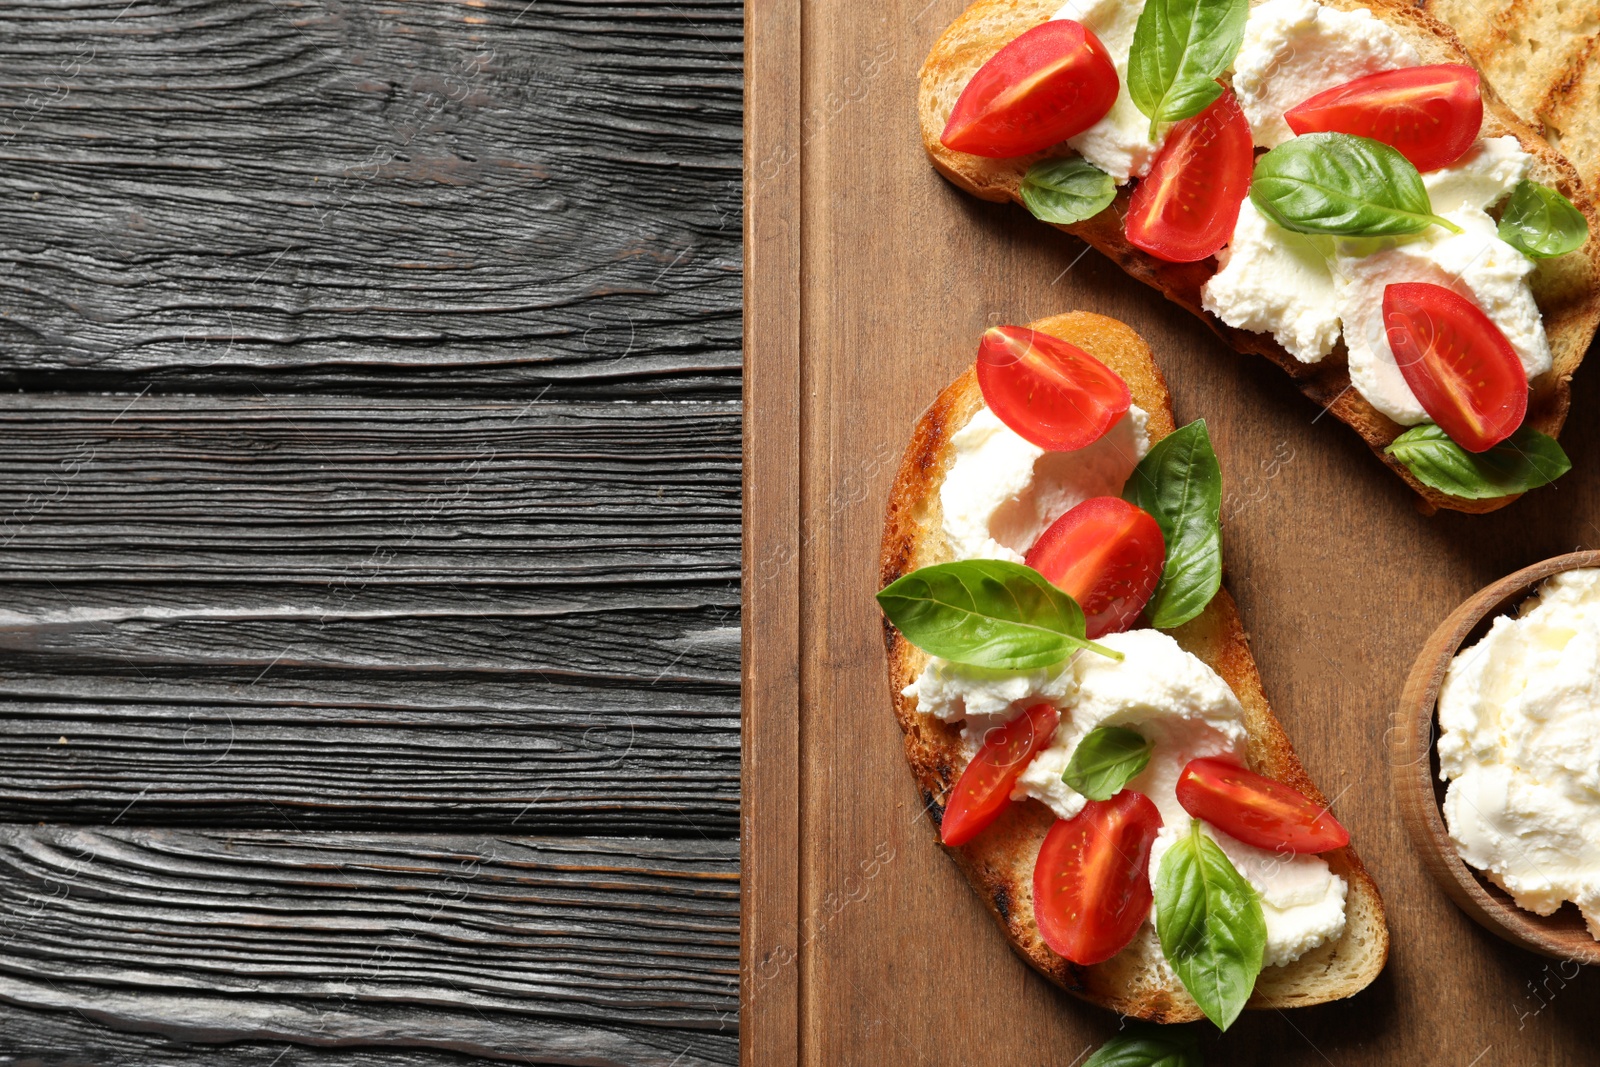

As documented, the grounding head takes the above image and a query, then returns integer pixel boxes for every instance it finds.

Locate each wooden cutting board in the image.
[743,0,1600,1062]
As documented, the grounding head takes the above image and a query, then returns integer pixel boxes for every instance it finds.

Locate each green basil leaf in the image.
[1498,179,1589,259]
[1020,157,1118,224]
[1251,133,1461,238]
[1122,419,1222,630]
[1155,820,1266,1031]
[1128,0,1249,137]
[1063,726,1154,801]
[1385,424,1571,500]
[1083,1025,1204,1067]
[876,559,1123,669]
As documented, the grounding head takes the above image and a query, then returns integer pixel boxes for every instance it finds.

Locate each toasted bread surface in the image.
[879,311,1389,1021]
[918,0,1600,514]
[1421,0,1600,197]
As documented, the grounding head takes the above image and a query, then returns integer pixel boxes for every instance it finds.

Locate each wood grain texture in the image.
[0,1003,512,1067]
[0,0,743,1061]
[744,0,1600,1060]
[0,397,740,834]
[0,0,742,398]
[1395,551,1600,965]
[739,0,802,1061]
[0,826,739,1065]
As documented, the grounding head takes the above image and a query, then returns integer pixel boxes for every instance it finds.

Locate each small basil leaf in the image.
[1128,0,1249,137]
[1385,424,1571,500]
[1020,157,1118,224]
[1083,1025,1204,1067]
[1251,133,1461,238]
[1498,179,1589,259]
[1063,726,1154,801]
[876,559,1123,669]
[1155,820,1266,1031]
[1122,420,1222,630]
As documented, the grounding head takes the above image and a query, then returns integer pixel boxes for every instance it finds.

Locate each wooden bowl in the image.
[1394,550,1600,964]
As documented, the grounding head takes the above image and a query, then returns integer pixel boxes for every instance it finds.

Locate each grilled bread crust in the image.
[879,311,1389,1022]
[918,0,1600,514]
[1422,0,1600,197]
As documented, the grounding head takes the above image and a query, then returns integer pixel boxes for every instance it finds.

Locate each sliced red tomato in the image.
[1125,87,1253,263]
[1285,64,1482,173]
[1033,791,1162,965]
[940,703,1060,847]
[1382,282,1527,452]
[941,20,1119,158]
[1025,497,1165,638]
[976,326,1132,451]
[1175,757,1350,854]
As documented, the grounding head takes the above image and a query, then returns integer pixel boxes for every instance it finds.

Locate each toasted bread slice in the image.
[1420,0,1600,196]
[918,0,1600,514]
[879,311,1388,1021]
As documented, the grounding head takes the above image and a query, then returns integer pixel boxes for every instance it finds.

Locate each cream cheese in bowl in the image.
[1436,567,1600,938]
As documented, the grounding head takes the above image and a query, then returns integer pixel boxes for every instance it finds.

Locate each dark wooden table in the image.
[0,2,741,1064]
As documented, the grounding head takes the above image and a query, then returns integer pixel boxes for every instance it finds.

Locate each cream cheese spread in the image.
[1052,0,1167,181]
[1437,568,1600,938]
[940,404,1150,563]
[1232,0,1419,148]
[1201,199,1342,362]
[903,657,1079,753]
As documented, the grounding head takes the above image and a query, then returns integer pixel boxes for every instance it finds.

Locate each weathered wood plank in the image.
[0,1001,538,1067]
[0,825,739,1065]
[0,396,739,582]
[739,0,802,1059]
[0,0,742,397]
[0,396,740,832]
[0,692,738,833]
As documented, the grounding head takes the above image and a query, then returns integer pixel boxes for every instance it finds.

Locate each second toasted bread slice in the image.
[880,312,1388,1020]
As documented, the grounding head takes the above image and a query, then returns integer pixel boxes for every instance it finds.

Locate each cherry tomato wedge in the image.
[1382,282,1527,452]
[1025,497,1165,638]
[1285,64,1482,173]
[940,703,1061,847]
[1175,757,1350,854]
[1033,790,1162,965]
[1125,87,1253,263]
[976,326,1132,451]
[941,20,1119,158]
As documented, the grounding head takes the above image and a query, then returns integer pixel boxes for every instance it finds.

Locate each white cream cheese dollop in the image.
[1232,0,1419,148]
[1052,0,1166,181]
[940,404,1150,563]
[903,658,1079,753]
[1437,568,1600,938]
[1425,135,1537,215]
[1201,200,1341,362]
